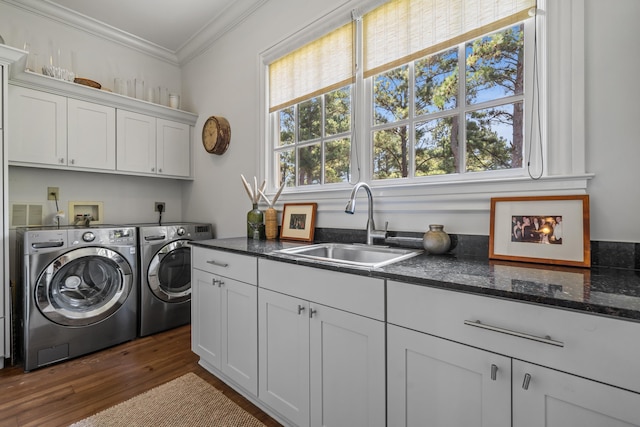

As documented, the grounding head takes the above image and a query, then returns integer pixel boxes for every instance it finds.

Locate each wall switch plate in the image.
[155,202,166,212]
[47,187,59,200]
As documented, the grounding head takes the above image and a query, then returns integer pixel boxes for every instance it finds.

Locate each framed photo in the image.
[280,203,317,242]
[489,195,590,268]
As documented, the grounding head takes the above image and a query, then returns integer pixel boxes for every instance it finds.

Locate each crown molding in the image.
[2,0,178,64]
[2,0,269,67]
[176,0,269,66]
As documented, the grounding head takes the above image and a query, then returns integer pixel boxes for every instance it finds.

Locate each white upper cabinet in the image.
[117,111,191,178]
[116,110,157,174]
[156,118,190,177]
[7,71,196,179]
[67,98,116,170]
[9,86,67,166]
[10,87,116,171]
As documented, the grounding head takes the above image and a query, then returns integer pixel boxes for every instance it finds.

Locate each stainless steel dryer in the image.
[17,226,138,371]
[137,223,213,336]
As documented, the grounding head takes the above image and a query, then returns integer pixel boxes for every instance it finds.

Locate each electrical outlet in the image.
[48,187,59,201]
[154,202,166,213]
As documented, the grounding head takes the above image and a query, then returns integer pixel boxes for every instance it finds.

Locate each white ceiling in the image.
[49,0,237,52]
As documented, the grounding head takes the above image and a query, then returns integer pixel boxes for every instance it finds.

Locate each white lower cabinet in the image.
[258,259,386,427]
[513,361,640,427]
[387,324,511,427]
[191,250,258,396]
[258,288,310,425]
[191,254,640,426]
[387,280,640,427]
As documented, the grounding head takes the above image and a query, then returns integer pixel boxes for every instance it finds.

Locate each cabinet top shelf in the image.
[9,54,198,126]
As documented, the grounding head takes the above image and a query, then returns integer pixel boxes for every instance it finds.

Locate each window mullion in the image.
[458,43,466,175]
[408,60,416,179]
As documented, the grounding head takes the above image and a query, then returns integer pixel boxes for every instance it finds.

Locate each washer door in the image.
[147,240,191,303]
[35,247,133,327]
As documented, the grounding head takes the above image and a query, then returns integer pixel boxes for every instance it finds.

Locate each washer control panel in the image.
[68,227,136,247]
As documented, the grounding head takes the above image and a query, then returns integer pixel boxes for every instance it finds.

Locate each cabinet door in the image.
[513,360,640,427]
[220,277,257,395]
[9,85,66,165]
[116,110,156,174]
[191,269,222,369]
[388,324,511,427]
[156,119,190,177]
[309,303,386,427]
[258,288,310,427]
[68,98,115,170]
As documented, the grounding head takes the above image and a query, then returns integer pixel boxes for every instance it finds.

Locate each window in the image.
[276,87,352,187]
[371,24,526,179]
[266,0,543,192]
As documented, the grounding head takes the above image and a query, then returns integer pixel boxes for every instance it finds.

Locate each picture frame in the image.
[489,195,590,268]
[280,203,317,242]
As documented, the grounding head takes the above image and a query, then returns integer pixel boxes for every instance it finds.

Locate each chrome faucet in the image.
[345,182,388,245]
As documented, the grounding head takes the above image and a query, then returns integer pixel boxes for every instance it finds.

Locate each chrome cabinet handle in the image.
[158,168,163,173]
[309,308,317,318]
[59,158,64,164]
[464,320,564,347]
[297,305,305,315]
[151,167,155,172]
[212,279,225,287]
[206,260,229,268]
[522,373,532,390]
[491,364,498,381]
[70,159,75,164]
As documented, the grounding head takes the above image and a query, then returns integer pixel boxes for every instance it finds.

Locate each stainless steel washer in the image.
[17,226,138,371]
[137,223,212,336]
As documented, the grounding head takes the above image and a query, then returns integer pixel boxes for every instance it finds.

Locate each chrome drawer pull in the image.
[206,260,229,268]
[464,320,564,347]
[522,373,532,390]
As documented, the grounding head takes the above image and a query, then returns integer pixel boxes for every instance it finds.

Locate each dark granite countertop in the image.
[191,237,640,323]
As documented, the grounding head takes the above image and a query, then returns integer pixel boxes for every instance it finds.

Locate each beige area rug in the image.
[69,372,266,427]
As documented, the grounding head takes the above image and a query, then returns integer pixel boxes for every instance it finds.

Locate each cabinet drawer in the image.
[192,247,257,285]
[258,259,384,320]
[387,281,640,394]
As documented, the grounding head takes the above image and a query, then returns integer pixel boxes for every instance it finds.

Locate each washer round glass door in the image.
[35,247,133,327]
[147,240,191,303]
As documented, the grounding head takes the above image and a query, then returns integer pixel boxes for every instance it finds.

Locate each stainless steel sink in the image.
[275,243,422,269]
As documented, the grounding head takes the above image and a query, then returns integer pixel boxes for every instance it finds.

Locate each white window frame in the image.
[259,0,591,218]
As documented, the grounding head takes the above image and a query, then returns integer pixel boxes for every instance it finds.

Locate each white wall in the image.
[8,167,186,226]
[2,0,639,243]
[181,0,352,238]
[181,0,640,243]
[0,1,190,228]
[583,0,640,242]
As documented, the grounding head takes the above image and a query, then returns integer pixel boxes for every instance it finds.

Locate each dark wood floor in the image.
[0,325,282,427]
